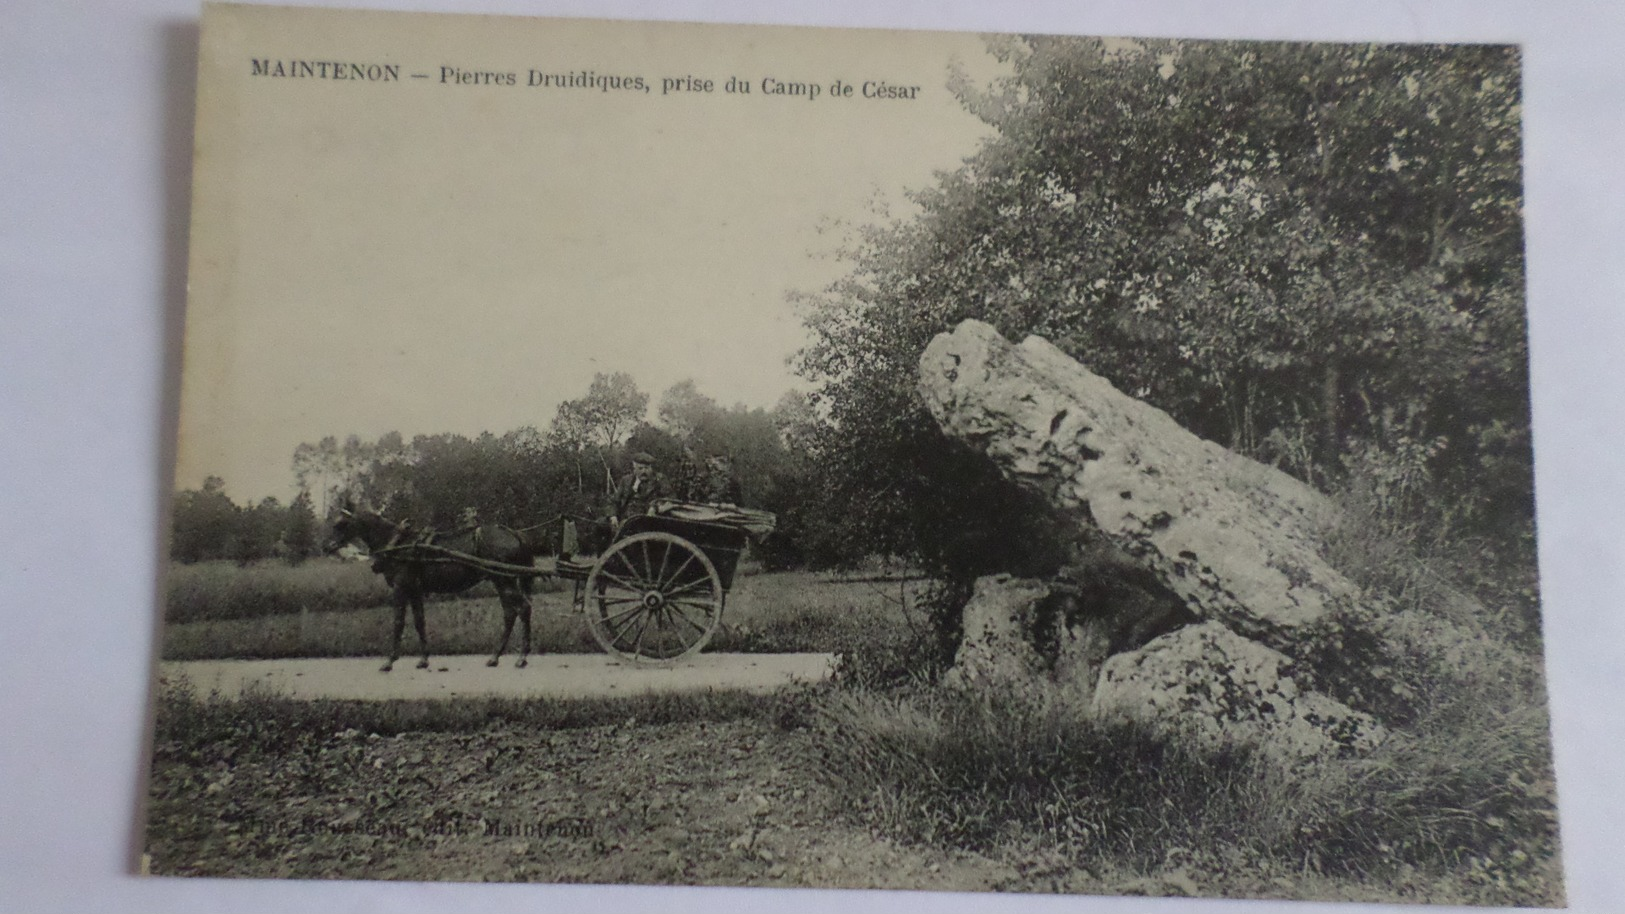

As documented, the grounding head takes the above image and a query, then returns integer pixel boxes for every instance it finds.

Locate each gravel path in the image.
[161,653,835,701]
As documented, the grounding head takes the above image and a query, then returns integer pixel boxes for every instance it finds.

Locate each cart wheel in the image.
[585,532,723,664]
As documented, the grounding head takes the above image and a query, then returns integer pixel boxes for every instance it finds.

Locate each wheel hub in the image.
[642,591,665,610]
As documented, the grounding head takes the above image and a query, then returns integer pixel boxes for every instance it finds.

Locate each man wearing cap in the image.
[610,452,669,530]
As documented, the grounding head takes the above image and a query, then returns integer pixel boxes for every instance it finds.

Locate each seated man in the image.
[699,454,742,506]
[610,451,669,530]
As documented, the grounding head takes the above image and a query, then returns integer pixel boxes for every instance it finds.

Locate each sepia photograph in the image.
[129,4,1569,906]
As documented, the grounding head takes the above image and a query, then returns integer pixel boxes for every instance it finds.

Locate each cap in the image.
[631,452,655,465]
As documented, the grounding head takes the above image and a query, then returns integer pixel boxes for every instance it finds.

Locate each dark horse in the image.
[326,505,539,672]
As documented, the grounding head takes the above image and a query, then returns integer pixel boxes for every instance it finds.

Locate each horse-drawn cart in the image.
[363,500,774,666]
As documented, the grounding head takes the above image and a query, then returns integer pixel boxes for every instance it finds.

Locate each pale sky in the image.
[177,6,1003,502]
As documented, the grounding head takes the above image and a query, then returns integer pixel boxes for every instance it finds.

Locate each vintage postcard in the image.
[148,3,1559,906]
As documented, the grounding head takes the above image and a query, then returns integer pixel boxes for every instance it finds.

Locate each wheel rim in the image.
[585,532,723,663]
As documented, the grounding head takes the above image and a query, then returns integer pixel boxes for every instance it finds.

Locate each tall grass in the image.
[811,447,1562,905]
[165,559,391,623]
[161,596,600,660]
[812,684,1280,862]
[1321,440,1544,650]
[161,571,918,660]
[813,678,1560,904]
[164,558,572,625]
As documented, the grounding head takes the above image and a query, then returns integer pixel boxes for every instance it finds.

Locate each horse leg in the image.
[489,586,517,667]
[516,594,532,668]
[382,589,407,672]
[412,595,430,669]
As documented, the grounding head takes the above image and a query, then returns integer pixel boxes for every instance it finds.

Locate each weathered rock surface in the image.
[944,574,1383,760]
[941,575,1055,692]
[918,319,1364,657]
[918,319,1442,758]
[1092,622,1387,760]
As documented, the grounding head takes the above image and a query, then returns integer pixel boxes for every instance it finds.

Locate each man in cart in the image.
[609,451,669,533]
[698,453,742,506]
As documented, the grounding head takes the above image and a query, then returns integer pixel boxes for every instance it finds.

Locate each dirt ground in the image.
[160,653,835,701]
[145,716,1026,891]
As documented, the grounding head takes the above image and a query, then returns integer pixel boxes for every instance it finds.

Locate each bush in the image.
[1322,438,1543,650]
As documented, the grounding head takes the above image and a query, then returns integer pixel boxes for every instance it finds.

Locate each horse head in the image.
[324,499,397,555]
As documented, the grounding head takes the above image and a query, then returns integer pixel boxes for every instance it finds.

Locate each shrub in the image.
[1322,438,1543,650]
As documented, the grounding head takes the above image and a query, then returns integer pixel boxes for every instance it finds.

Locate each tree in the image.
[657,379,723,442]
[283,489,319,563]
[292,435,343,516]
[577,372,650,450]
[547,372,650,491]
[797,37,1529,572]
[170,475,242,563]
[772,389,820,458]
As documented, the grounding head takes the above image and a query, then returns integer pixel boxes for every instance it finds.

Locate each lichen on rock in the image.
[917,319,1444,759]
[1091,622,1387,761]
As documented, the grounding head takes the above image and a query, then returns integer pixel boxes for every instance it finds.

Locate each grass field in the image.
[161,569,923,660]
[164,558,573,624]
[151,550,1561,904]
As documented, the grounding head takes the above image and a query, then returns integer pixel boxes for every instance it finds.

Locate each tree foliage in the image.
[546,371,651,492]
[170,477,314,564]
[175,376,823,565]
[796,37,1529,576]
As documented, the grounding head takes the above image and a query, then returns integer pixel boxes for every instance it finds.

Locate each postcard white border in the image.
[4,0,1623,912]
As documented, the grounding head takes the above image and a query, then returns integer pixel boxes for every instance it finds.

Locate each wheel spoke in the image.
[666,602,710,635]
[655,542,671,592]
[630,608,651,656]
[669,597,719,618]
[601,602,646,626]
[659,578,714,601]
[657,552,698,592]
[596,569,643,593]
[610,551,650,589]
[639,539,658,582]
[606,607,644,647]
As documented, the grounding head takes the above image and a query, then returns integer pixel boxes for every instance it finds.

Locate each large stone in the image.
[942,574,1054,692]
[944,575,1384,760]
[946,572,1195,696]
[917,320,1516,747]
[918,319,1366,656]
[1092,622,1387,761]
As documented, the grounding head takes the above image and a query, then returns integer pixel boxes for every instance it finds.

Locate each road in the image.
[160,653,835,701]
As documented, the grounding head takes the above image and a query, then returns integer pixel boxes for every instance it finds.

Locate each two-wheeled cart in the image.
[364,501,773,665]
[552,502,775,664]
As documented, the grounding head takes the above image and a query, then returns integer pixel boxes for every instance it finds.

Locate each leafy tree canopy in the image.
[796,37,1528,574]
